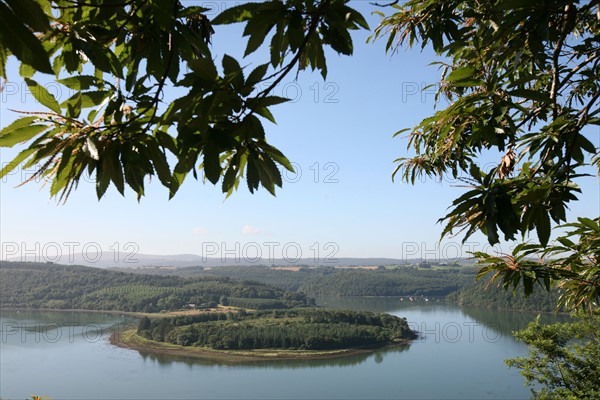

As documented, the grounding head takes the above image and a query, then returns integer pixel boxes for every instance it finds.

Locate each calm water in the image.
[0,299,569,400]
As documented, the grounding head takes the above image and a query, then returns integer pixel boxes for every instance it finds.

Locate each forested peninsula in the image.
[112,308,417,361]
[1,261,419,359]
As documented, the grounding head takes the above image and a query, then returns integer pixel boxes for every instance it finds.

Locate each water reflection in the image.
[1,310,135,350]
[317,296,571,343]
[316,295,446,313]
[133,343,411,369]
[1,302,567,400]
[459,307,571,337]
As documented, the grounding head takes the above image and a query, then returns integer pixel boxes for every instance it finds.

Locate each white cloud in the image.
[241,225,260,235]
[192,227,209,235]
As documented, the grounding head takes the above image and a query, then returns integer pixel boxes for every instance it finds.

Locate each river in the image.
[0,298,568,399]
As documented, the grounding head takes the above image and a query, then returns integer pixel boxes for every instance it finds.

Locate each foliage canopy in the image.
[373,0,599,311]
[0,0,368,200]
[506,316,600,399]
[137,308,417,350]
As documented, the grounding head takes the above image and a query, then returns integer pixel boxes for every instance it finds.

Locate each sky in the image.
[1,1,599,266]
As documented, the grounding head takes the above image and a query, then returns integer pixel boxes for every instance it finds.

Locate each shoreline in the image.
[110,329,409,363]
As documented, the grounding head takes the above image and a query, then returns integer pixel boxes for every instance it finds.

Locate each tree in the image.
[371,3,599,397]
[137,316,151,332]
[0,0,368,201]
[372,0,599,312]
[506,316,600,399]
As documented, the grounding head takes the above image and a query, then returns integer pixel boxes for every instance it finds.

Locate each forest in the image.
[448,279,563,313]
[298,268,475,297]
[1,261,563,314]
[0,262,312,312]
[124,265,477,296]
[137,308,417,351]
[127,265,323,291]
[171,266,562,311]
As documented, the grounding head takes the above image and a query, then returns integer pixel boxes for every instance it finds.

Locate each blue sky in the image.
[1,2,598,265]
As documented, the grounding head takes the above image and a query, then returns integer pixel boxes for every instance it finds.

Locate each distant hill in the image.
[117,264,477,297]
[0,261,312,312]
[7,253,474,268]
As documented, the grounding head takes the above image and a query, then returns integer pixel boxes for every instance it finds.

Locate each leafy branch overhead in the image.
[374,0,600,310]
[0,0,368,201]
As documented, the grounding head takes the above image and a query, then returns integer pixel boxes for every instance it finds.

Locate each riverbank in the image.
[110,329,407,363]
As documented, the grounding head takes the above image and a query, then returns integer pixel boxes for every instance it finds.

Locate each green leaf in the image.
[574,133,597,154]
[0,45,6,78]
[261,143,294,172]
[77,41,123,79]
[102,147,124,195]
[0,117,37,136]
[469,163,482,182]
[261,153,282,191]
[508,89,551,103]
[50,147,74,197]
[452,80,484,87]
[242,9,278,56]
[146,140,172,187]
[57,76,100,90]
[253,96,289,107]
[80,91,112,108]
[578,217,599,232]
[177,6,211,18]
[96,163,111,200]
[535,210,551,247]
[203,143,222,184]
[65,92,83,119]
[446,66,477,82]
[25,78,61,114]
[221,164,237,193]
[344,7,369,30]
[321,23,353,56]
[0,124,47,148]
[124,163,145,199]
[0,117,47,147]
[0,2,52,74]
[254,107,276,123]
[246,154,260,192]
[0,147,36,178]
[270,23,285,67]
[19,63,35,78]
[222,54,244,88]
[246,63,269,86]
[212,3,260,25]
[556,237,575,248]
[5,0,50,32]
[188,58,218,82]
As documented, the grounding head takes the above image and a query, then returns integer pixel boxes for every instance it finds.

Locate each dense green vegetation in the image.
[2,261,565,314]
[130,264,569,313]
[0,0,369,201]
[298,268,475,297]
[137,308,416,351]
[507,316,600,399]
[0,262,312,312]
[448,279,563,313]
[143,265,325,291]
[126,265,477,297]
